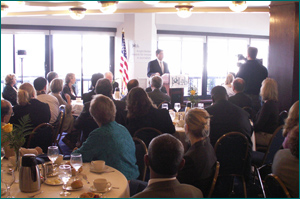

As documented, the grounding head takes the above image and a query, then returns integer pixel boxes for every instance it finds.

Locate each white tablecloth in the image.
[71,100,84,117]
[2,161,130,198]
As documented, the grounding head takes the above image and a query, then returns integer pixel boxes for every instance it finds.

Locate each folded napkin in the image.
[19,147,43,157]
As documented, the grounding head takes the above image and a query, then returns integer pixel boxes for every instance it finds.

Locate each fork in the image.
[28,191,44,198]
[81,173,90,184]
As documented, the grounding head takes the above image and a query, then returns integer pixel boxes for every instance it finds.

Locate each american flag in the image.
[120,30,129,95]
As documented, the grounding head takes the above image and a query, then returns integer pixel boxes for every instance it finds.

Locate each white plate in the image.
[90,166,110,174]
[44,179,63,186]
[89,184,112,193]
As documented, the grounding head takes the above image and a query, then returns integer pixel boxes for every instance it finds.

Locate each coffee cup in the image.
[54,154,64,165]
[93,178,111,191]
[91,160,105,171]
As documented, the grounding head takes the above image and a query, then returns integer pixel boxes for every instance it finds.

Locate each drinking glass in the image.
[174,103,181,112]
[47,146,59,165]
[70,153,82,181]
[1,147,5,160]
[58,164,72,196]
[1,168,15,198]
[198,103,204,109]
[161,103,168,110]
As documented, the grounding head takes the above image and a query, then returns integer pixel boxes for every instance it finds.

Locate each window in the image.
[1,34,13,90]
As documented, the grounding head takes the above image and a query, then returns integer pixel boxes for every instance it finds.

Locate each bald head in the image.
[211,86,228,103]
[1,100,13,123]
[104,71,113,83]
[232,78,245,93]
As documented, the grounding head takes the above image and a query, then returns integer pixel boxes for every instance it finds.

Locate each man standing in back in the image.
[236,47,268,114]
[147,49,170,78]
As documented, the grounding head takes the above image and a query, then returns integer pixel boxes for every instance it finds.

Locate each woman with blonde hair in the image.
[2,74,18,106]
[254,78,279,146]
[9,82,50,128]
[61,73,77,102]
[177,108,217,197]
[282,100,299,149]
[222,73,235,97]
[50,78,74,133]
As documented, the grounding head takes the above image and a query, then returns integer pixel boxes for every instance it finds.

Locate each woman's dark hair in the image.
[127,87,156,119]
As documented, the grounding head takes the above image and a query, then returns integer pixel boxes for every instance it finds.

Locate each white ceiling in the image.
[2,1,271,16]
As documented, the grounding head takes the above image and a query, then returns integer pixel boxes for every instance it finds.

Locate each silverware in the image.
[28,191,44,198]
[81,173,90,184]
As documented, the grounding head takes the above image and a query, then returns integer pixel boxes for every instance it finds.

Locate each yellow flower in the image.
[190,90,196,96]
[1,123,13,133]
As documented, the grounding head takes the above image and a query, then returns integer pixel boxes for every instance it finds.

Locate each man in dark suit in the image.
[74,78,126,142]
[229,78,253,109]
[132,134,203,198]
[82,73,104,104]
[147,49,170,77]
[147,76,170,107]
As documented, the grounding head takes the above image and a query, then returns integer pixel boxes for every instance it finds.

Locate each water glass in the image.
[161,103,168,110]
[174,103,181,112]
[1,168,15,198]
[198,103,204,109]
[47,146,59,165]
[70,153,82,180]
[58,164,72,196]
[1,147,5,161]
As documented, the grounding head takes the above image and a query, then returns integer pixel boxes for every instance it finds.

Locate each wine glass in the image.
[1,168,15,198]
[161,103,168,110]
[1,147,5,160]
[70,153,82,181]
[47,146,59,165]
[58,164,72,196]
[174,103,181,112]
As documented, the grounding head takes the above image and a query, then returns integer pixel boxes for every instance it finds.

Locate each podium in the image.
[162,74,186,108]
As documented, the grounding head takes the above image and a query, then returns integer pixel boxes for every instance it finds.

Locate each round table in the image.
[1,160,130,198]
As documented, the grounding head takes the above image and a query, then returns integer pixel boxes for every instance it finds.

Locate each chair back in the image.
[133,137,148,181]
[264,174,291,198]
[133,127,162,148]
[26,123,54,153]
[53,105,66,151]
[214,132,249,176]
[207,161,220,198]
[262,125,284,165]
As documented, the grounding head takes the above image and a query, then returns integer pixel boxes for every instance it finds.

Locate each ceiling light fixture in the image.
[98,1,118,14]
[1,4,9,18]
[143,1,160,5]
[69,7,87,20]
[175,4,194,18]
[229,1,247,12]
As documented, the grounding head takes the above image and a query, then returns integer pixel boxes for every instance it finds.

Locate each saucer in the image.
[90,166,109,174]
[89,184,112,193]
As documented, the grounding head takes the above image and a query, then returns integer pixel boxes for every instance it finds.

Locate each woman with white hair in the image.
[222,73,235,97]
[2,74,18,106]
[177,108,217,197]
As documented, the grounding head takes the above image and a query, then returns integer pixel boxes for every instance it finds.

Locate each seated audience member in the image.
[282,101,299,149]
[177,108,217,197]
[147,76,171,107]
[105,71,118,94]
[126,87,175,136]
[61,73,77,102]
[34,77,59,124]
[73,95,139,180]
[229,78,253,109]
[1,100,15,158]
[2,74,18,106]
[46,71,58,84]
[82,73,104,104]
[132,134,203,198]
[145,74,167,94]
[49,78,74,133]
[272,125,299,198]
[222,73,235,97]
[74,78,126,142]
[9,82,50,129]
[121,79,139,102]
[254,78,279,147]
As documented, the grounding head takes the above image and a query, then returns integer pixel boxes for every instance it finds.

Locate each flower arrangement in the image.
[188,85,198,104]
[2,114,34,170]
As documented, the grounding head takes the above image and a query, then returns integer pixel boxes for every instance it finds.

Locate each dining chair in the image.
[264,174,291,198]
[214,132,249,198]
[26,123,54,153]
[133,137,148,181]
[133,127,163,148]
[207,161,220,198]
[53,105,66,153]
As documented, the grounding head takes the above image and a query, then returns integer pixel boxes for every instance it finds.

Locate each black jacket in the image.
[147,59,170,77]
[2,85,17,106]
[147,89,171,107]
